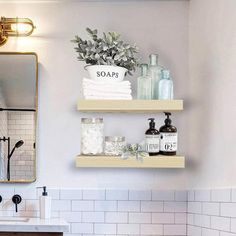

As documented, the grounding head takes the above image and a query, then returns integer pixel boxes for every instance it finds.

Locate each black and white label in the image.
[160,132,178,152]
[145,135,160,153]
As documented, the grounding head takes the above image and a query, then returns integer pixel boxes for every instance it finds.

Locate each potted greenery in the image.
[72,28,139,82]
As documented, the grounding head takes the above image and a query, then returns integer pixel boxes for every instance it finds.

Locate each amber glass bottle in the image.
[159,113,178,155]
[145,118,160,156]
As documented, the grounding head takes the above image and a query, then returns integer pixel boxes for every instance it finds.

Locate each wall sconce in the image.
[0,17,35,46]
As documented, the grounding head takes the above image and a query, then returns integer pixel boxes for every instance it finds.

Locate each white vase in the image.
[86,65,127,82]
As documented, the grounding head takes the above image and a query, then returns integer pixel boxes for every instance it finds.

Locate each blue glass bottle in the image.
[158,70,173,100]
[137,64,152,100]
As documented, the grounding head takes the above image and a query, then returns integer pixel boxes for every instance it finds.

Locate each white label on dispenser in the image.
[145,135,160,153]
[160,132,178,152]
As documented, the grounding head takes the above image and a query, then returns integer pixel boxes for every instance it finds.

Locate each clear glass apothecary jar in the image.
[104,136,125,156]
[81,118,104,155]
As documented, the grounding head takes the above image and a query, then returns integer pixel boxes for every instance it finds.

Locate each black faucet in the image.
[12,194,22,212]
[0,195,2,203]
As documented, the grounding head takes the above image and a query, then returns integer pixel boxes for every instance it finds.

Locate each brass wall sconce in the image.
[0,17,35,46]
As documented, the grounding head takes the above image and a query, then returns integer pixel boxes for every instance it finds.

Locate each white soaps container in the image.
[38,186,51,219]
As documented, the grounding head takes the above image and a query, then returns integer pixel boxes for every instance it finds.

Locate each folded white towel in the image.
[83,78,131,87]
[84,94,132,100]
[83,88,132,95]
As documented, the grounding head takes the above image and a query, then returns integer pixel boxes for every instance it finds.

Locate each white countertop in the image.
[0,218,70,233]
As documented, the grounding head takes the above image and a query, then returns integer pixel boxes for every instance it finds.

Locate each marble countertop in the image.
[0,217,70,232]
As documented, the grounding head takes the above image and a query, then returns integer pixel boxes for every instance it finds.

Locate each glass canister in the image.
[81,118,104,155]
[104,136,125,156]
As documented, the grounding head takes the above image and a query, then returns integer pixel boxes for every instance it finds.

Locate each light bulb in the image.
[11,23,33,35]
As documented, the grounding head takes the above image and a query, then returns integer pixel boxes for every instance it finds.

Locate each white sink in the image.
[0,217,29,223]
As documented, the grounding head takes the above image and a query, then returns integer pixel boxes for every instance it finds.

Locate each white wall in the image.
[188,0,236,188]
[0,1,189,189]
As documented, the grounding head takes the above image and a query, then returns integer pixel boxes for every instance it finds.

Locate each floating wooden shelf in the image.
[75,155,185,168]
[77,99,183,113]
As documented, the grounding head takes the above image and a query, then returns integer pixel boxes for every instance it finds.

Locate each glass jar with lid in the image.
[81,118,104,155]
[104,136,125,156]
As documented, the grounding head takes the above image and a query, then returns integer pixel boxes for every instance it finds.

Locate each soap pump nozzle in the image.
[164,112,172,125]
[148,118,155,129]
[37,186,48,196]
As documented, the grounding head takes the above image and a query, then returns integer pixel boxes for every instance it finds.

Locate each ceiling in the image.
[0,54,37,109]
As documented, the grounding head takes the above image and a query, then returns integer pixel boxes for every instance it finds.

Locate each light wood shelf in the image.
[77,99,183,113]
[75,155,185,168]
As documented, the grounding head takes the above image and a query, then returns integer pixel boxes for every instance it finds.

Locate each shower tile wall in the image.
[7,111,35,180]
[0,188,187,236]
[187,188,236,236]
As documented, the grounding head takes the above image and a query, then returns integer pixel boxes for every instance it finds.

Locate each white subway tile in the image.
[83,190,105,200]
[72,200,94,211]
[82,212,104,223]
[60,189,82,200]
[211,216,230,231]
[187,225,201,236]
[95,201,116,212]
[152,213,174,224]
[118,201,140,212]
[15,211,39,218]
[94,223,116,234]
[175,190,188,201]
[164,201,187,212]
[25,199,39,211]
[202,228,219,236]
[129,212,151,223]
[195,189,211,202]
[188,202,202,214]
[202,202,220,216]
[175,213,187,224]
[232,189,236,202]
[141,201,163,212]
[211,189,231,202]
[71,223,93,234]
[141,224,163,235]
[188,191,195,201]
[220,233,236,236]
[152,190,175,201]
[60,211,82,222]
[106,190,128,200]
[231,218,236,233]
[40,188,60,200]
[194,214,210,228]
[221,203,236,217]
[129,190,151,200]
[118,223,139,235]
[0,188,14,199]
[52,200,71,211]
[187,213,194,225]
[164,224,186,235]
[105,212,128,223]
[15,187,37,199]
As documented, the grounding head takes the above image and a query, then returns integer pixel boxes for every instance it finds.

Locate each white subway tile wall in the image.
[0,188,187,236]
[7,111,35,180]
[187,188,236,236]
[3,187,236,235]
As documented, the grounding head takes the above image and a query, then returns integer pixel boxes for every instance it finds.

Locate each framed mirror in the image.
[0,52,38,183]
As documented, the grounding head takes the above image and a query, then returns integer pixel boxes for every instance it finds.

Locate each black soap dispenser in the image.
[159,112,178,155]
[145,118,160,156]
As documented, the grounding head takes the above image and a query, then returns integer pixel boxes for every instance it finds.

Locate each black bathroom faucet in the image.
[12,194,22,212]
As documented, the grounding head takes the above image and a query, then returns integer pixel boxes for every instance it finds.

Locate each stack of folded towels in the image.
[82,78,132,100]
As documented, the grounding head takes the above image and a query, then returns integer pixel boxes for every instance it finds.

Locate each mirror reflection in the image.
[0,53,37,182]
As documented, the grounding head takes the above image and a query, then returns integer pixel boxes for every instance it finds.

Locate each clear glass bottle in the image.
[148,54,162,99]
[137,64,152,100]
[81,118,104,155]
[158,70,174,100]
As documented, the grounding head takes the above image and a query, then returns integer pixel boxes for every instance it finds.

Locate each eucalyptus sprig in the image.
[72,28,139,75]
